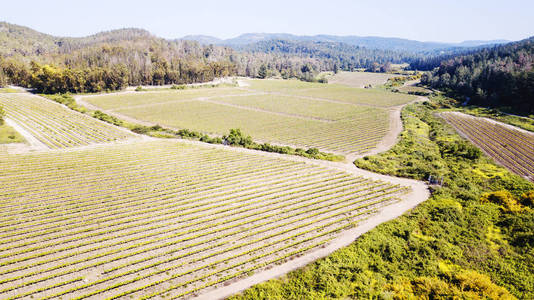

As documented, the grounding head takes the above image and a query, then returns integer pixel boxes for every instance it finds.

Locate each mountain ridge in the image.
[181,33,511,52]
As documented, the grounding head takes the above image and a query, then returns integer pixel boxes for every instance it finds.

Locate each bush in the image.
[93,110,123,126]
[223,128,253,147]
[42,94,85,113]
[306,148,320,156]
[439,140,482,160]
[131,125,150,134]
[171,85,186,90]
[135,86,145,92]
[480,190,523,213]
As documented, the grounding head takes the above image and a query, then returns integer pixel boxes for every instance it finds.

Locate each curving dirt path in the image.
[174,139,428,300]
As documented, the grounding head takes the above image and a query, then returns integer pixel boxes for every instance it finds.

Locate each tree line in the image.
[0,23,423,93]
[418,37,534,114]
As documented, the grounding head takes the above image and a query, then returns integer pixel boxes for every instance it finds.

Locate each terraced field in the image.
[84,80,415,155]
[441,112,534,181]
[0,140,411,299]
[0,93,135,149]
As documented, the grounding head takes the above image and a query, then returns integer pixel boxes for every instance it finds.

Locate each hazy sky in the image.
[2,0,533,43]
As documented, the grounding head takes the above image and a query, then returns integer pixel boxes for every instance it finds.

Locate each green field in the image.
[0,140,409,299]
[0,124,25,144]
[85,79,415,155]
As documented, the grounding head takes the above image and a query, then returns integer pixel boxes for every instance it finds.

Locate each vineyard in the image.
[83,80,414,155]
[441,112,534,181]
[327,71,397,88]
[245,79,415,107]
[0,93,135,149]
[0,140,412,299]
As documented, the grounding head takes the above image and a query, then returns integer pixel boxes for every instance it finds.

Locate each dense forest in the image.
[234,39,420,72]
[417,37,534,114]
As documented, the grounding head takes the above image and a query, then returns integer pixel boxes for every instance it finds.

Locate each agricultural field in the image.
[84,88,248,111]
[244,79,415,107]
[84,79,415,155]
[328,71,398,88]
[0,93,136,149]
[441,112,534,181]
[0,140,411,299]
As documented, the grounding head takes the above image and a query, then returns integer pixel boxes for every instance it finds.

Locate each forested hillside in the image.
[418,37,534,114]
[0,22,419,93]
[236,39,418,73]
[0,22,238,92]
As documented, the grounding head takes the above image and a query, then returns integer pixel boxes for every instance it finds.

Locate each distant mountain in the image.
[181,35,222,45]
[180,33,510,53]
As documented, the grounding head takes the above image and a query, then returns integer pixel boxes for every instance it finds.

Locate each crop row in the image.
[0,141,411,299]
[0,94,133,149]
[441,113,534,180]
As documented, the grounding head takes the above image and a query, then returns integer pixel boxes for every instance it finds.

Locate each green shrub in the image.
[0,106,5,125]
[480,190,523,213]
[131,125,150,134]
[223,129,253,147]
[93,110,123,126]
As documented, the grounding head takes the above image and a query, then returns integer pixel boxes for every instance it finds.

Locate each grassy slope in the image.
[230,102,534,299]
[0,124,25,143]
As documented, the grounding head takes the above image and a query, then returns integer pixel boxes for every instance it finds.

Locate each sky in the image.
[1,0,533,43]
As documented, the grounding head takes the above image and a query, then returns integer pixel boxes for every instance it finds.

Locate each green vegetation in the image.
[41,93,86,113]
[0,123,25,144]
[93,110,123,127]
[0,22,428,95]
[131,125,343,161]
[0,105,24,143]
[419,37,534,114]
[231,101,534,299]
